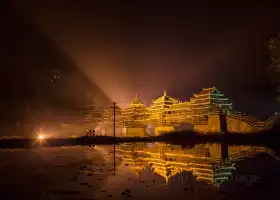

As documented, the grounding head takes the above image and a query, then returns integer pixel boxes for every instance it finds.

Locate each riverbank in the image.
[0,129,279,149]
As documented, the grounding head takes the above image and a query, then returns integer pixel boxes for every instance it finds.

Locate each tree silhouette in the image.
[267,34,280,92]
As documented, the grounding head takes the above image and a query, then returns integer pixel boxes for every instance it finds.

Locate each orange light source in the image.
[38,134,44,140]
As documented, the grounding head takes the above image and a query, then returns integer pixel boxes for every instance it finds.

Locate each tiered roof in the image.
[213,165,236,187]
[150,90,179,113]
[168,101,190,111]
[123,95,148,115]
[122,95,148,126]
[102,103,123,124]
[84,109,102,124]
[189,87,232,111]
[150,159,181,184]
[122,154,146,178]
[130,94,145,107]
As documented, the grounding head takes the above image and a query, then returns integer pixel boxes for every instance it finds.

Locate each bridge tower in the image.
[190,87,232,133]
[149,90,179,136]
[122,95,148,137]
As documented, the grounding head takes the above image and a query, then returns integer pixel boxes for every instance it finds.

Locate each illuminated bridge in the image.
[84,87,280,136]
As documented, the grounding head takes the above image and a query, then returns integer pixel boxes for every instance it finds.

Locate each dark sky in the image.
[2,1,280,120]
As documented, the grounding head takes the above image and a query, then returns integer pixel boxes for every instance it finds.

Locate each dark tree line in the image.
[267,34,280,103]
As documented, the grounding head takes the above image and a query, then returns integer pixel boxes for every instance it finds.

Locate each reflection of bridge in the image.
[115,143,280,187]
[85,87,280,136]
[215,146,280,163]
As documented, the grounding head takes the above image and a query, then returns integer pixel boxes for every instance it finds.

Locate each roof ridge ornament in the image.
[134,94,139,100]
[164,89,167,96]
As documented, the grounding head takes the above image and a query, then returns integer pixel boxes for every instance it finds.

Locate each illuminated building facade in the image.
[122,95,149,137]
[87,87,280,136]
[148,90,179,135]
[165,87,233,133]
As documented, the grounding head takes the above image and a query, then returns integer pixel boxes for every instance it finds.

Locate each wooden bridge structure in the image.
[84,87,280,136]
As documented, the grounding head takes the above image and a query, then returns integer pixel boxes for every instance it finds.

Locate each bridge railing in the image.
[227,113,265,127]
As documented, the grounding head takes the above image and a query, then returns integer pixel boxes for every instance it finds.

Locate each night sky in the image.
[2,1,280,129]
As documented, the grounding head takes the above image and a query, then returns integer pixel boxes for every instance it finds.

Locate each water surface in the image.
[0,142,279,199]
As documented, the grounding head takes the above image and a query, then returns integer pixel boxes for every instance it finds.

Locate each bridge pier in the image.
[219,113,228,133]
[193,114,221,133]
[154,126,175,136]
[123,126,147,137]
[193,113,228,133]
[221,142,229,165]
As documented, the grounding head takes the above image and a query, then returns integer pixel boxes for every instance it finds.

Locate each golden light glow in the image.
[115,143,279,187]
[95,87,276,135]
[38,134,45,140]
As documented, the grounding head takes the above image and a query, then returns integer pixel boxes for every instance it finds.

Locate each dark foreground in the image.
[1,130,280,149]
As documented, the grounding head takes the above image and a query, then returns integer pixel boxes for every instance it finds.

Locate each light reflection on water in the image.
[124,143,278,184]
[0,143,280,199]
[93,142,280,199]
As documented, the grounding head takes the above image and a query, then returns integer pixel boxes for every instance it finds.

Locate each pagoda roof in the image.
[122,95,148,117]
[153,90,179,104]
[154,168,181,183]
[189,97,210,104]
[122,156,146,175]
[188,87,232,109]
[127,95,147,110]
[130,94,145,107]
[168,102,190,110]
[193,87,220,98]
[151,162,181,183]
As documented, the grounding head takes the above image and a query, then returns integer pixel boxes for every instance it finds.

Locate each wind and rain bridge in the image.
[84,87,279,137]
